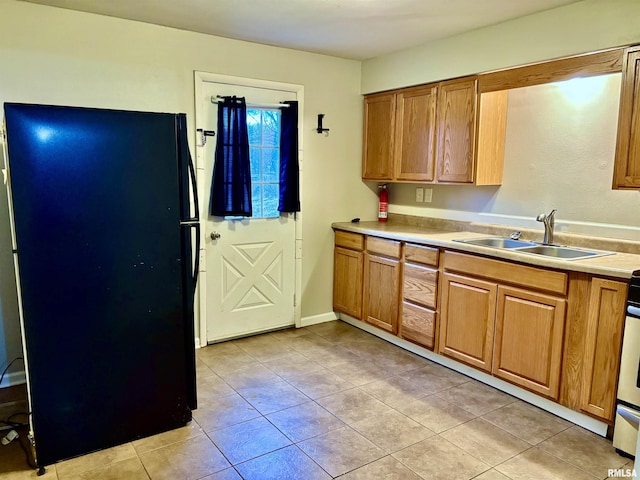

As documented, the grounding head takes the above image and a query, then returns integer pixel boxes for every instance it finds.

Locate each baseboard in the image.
[300,312,338,327]
[339,314,609,437]
[0,370,26,388]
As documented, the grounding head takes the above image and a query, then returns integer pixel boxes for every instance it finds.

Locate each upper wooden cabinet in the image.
[362,92,396,181]
[395,85,437,182]
[613,46,640,189]
[362,78,506,185]
[363,86,436,182]
[435,78,477,183]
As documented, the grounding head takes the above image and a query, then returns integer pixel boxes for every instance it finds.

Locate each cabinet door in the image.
[580,278,627,421]
[493,286,566,400]
[613,47,640,189]
[333,247,364,319]
[394,85,437,182]
[435,78,477,183]
[364,254,400,334]
[363,93,395,181]
[438,273,496,372]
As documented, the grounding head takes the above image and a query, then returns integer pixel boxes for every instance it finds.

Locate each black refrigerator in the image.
[2,103,200,466]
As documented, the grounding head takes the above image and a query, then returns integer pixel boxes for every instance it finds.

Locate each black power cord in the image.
[0,357,24,385]
[0,357,41,473]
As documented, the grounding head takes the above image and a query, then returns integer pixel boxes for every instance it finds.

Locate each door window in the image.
[247,108,281,218]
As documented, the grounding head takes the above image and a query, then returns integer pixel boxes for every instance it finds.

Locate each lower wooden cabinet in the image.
[439,270,567,400]
[493,286,566,399]
[364,253,401,334]
[580,278,627,420]
[333,246,364,319]
[439,273,496,372]
[333,229,629,424]
[333,231,365,319]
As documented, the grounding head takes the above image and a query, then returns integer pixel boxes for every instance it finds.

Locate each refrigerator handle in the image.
[187,144,200,295]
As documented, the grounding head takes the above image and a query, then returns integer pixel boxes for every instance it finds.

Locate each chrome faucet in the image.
[536,209,557,245]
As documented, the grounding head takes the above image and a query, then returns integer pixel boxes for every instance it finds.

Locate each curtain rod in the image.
[211,95,290,109]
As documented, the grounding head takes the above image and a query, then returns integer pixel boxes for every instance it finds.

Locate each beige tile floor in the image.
[0,320,634,479]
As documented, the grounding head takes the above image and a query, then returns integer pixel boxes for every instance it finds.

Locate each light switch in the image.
[423,188,433,203]
[415,187,424,203]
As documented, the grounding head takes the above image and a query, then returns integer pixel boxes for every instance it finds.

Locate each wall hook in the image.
[196,128,216,147]
[316,114,330,136]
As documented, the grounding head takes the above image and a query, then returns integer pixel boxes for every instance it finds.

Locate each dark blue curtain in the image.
[210,96,252,217]
[278,101,300,212]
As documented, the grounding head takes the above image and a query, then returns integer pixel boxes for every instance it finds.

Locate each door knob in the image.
[210,231,221,240]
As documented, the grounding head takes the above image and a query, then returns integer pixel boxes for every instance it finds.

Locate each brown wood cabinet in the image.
[362,86,436,182]
[493,286,566,399]
[439,272,496,371]
[362,78,506,185]
[362,93,395,181]
[400,243,439,350]
[580,278,627,420]
[332,228,630,423]
[435,78,477,183]
[439,251,568,399]
[613,46,640,189]
[395,85,438,182]
[333,232,364,319]
[363,238,401,334]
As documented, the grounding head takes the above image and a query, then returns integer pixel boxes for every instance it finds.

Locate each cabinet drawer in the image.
[401,301,435,350]
[403,263,438,309]
[367,236,401,259]
[335,231,364,251]
[443,251,568,295]
[404,243,439,267]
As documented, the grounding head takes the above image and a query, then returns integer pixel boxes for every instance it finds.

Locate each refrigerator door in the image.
[4,103,195,466]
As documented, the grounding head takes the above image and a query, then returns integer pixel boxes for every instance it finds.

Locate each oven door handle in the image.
[617,404,640,425]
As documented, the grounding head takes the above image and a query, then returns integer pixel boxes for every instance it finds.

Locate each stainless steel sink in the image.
[515,244,614,260]
[453,237,615,261]
[453,237,538,249]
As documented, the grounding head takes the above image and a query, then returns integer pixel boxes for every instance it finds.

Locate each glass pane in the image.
[263,183,280,218]
[251,184,262,218]
[262,148,279,183]
[250,147,261,182]
[262,111,280,146]
[247,110,261,145]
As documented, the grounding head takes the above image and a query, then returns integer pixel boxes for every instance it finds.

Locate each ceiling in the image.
[22,0,582,60]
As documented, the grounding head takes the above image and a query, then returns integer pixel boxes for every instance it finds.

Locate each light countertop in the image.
[332,221,640,280]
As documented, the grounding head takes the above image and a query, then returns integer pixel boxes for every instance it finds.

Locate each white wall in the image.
[362,0,640,241]
[362,0,640,93]
[0,0,374,381]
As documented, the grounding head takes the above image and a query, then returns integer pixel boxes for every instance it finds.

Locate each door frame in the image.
[193,71,304,346]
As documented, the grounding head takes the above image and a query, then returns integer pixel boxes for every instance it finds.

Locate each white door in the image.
[196,79,298,343]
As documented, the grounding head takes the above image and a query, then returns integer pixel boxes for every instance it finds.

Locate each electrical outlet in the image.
[423,188,433,203]
[415,187,424,203]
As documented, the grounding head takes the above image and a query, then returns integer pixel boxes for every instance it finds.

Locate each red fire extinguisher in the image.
[378,184,388,222]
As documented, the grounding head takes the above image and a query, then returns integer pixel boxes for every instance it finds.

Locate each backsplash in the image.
[389,213,640,255]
